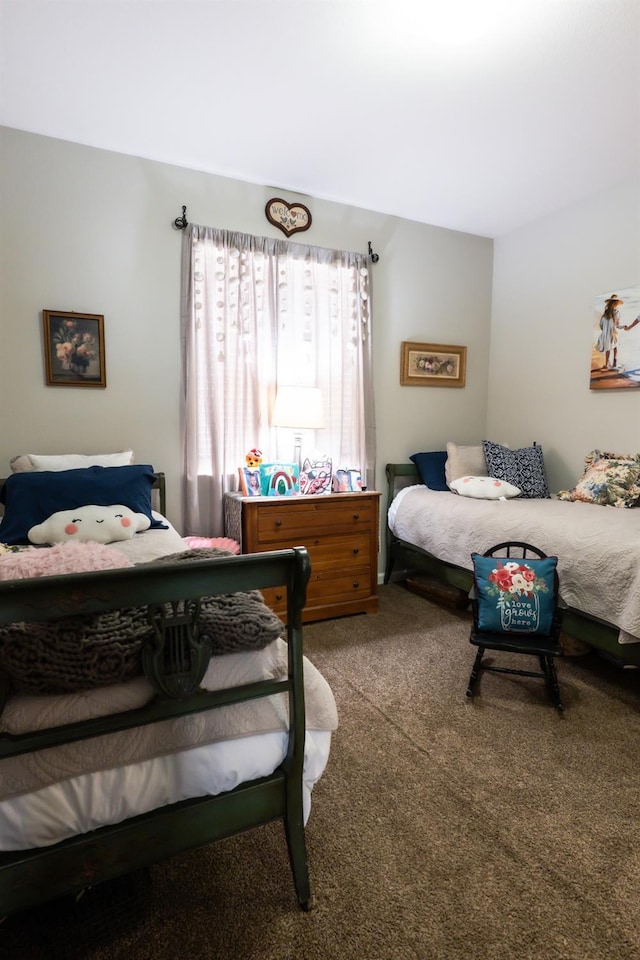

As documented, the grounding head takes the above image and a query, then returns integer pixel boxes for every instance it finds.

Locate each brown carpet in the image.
[2,583,640,960]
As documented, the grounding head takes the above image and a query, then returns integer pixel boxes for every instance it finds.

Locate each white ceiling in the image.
[1,0,639,238]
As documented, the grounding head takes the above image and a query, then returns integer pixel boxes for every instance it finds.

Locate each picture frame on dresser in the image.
[238,466,262,496]
[43,309,107,388]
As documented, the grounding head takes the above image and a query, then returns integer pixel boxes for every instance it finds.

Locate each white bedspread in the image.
[389,485,640,644]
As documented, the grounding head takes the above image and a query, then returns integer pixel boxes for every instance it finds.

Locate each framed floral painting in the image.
[400,341,466,388]
[43,310,106,388]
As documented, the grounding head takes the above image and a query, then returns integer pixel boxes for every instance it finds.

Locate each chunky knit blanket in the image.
[0,546,285,694]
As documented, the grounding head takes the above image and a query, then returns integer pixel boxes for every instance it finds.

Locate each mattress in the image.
[389,485,640,645]
[0,729,332,850]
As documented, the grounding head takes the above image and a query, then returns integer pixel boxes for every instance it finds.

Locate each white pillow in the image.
[449,475,521,500]
[10,450,134,473]
[28,504,150,545]
[445,443,487,484]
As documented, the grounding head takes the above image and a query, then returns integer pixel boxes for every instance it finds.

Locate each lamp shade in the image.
[272,386,325,430]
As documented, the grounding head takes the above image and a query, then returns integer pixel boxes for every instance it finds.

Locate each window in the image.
[181,225,376,536]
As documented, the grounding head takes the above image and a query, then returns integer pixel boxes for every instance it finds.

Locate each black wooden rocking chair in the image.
[466,541,565,711]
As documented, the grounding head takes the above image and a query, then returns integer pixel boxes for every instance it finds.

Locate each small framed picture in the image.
[400,341,466,388]
[332,469,363,493]
[43,310,106,388]
[238,467,262,496]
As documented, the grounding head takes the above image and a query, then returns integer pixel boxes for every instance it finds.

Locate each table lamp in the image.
[272,385,325,469]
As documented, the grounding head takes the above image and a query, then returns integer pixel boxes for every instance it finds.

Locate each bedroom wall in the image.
[0,126,493,543]
[488,174,640,492]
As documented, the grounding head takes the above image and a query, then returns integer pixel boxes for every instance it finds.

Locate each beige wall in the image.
[0,126,493,562]
[3,127,637,576]
[488,175,640,492]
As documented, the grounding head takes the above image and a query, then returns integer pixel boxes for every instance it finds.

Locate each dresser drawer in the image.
[304,532,371,572]
[263,568,375,615]
[253,498,375,546]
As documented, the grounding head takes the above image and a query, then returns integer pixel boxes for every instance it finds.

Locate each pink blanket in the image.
[0,540,133,579]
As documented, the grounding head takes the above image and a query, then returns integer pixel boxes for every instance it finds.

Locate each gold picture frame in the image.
[43,310,106,388]
[400,341,467,388]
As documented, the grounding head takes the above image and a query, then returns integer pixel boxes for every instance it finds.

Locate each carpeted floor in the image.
[2,583,640,960]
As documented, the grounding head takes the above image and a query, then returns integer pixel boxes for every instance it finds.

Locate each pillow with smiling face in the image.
[28,504,151,545]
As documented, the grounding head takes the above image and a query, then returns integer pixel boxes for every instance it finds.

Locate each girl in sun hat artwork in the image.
[591,285,640,389]
[595,293,625,370]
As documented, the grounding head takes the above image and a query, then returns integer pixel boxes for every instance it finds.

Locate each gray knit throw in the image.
[0,548,285,694]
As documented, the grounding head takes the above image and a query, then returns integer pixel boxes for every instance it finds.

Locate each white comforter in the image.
[389,485,640,644]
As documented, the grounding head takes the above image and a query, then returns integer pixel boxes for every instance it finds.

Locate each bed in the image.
[385,450,640,667]
[0,456,338,918]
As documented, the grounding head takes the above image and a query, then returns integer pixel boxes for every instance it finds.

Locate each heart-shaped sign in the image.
[265,198,312,236]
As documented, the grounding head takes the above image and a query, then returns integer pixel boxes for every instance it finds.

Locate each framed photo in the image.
[332,469,363,493]
[238,466,262,496]
[43,310,106,388]
[590,286,640,390]
[400,341,467,388]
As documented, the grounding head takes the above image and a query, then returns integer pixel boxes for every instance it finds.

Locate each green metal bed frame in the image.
[0,539,314,917]
[384,462,640,667]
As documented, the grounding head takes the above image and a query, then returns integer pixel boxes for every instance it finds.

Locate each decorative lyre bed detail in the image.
[144,598,209,698]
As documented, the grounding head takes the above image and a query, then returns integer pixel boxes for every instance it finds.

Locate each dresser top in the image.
[225,490,380,504]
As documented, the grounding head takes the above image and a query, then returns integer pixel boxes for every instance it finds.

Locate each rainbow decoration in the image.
[259,463,300,496]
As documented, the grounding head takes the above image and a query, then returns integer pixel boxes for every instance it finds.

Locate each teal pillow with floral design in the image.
[472,553,557,635]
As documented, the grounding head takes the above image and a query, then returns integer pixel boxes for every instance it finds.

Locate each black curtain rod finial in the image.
[368,241,379,263]
[174,205,188,230]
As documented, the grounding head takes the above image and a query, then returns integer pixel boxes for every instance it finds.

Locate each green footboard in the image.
[0,547,314,915]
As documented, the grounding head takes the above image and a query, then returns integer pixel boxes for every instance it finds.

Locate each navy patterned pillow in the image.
[482,441,550,499]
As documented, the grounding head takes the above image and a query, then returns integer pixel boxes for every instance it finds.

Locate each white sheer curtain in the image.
[181,224,376,536]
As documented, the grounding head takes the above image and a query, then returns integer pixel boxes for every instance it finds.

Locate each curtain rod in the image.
[174,205,188,230]
[172,205,379,261]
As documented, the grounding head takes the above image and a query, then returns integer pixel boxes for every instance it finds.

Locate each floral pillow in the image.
[472,553,557,635]
[557,456,640,508]
[583,449,640,470]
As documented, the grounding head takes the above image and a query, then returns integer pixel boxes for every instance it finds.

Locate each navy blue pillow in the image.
[471,553,557,635]
[410,451,449,491]
[0,465,166,545]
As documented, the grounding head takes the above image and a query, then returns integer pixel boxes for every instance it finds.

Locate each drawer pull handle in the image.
[275,519,282,527]
[353,581,360,589]
[353,513,360,520]
[275,592,283,602]
[352,548,359,555]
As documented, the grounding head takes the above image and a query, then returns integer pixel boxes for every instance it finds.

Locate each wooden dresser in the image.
[224,491,380,623]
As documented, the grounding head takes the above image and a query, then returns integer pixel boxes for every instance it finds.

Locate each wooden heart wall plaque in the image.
[265,198,312,236]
